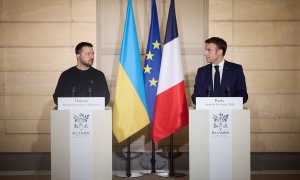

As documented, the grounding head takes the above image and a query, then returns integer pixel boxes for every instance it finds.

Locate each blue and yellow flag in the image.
[143,0,162,123]
[113,0,150,143]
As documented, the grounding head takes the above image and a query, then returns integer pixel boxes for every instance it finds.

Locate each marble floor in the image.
[1,174,300,180]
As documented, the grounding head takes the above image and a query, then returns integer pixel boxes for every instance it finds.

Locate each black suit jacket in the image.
[191,60,248,104]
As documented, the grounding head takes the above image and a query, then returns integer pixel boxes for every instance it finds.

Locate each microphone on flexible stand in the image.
[225,86,231,97]
[207,85,212,97]
[88,87,93,97]
[72,86,76,97]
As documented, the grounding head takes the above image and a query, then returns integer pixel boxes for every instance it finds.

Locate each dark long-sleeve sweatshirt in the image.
[53,66,110,106]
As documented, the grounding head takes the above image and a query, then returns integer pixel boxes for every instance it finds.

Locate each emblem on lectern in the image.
[71,113,91,137]
[211,113,230,135]
[74,113,89,130]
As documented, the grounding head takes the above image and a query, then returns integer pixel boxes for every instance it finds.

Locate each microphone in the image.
[207,85,212,97]
[88,87,93,97]
[88,79,94,97]
[72,86,76,97]
[225,86,231,97]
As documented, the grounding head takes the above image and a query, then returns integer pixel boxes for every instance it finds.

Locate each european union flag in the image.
[143,0,162,123]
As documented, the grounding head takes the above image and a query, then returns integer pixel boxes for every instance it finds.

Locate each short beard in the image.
[79,58,93,68]
[82,61,92,67]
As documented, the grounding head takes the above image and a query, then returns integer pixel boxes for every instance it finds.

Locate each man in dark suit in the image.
[191,37,248,104]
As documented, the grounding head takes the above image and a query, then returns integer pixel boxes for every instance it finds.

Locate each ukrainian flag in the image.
[113,0,150,143]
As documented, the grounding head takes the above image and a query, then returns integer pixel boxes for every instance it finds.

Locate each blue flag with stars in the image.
[143,0,162,123]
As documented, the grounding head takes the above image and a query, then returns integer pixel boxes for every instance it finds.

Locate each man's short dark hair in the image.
[75,42,93,54]
[205,37,227,56]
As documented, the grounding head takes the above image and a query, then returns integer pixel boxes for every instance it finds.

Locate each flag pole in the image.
[169,134,174,176]
[156,134,185,178]
[114,137,144,178]
[126,137,132,177]
[151,140,156,173]
[139,127,166,175]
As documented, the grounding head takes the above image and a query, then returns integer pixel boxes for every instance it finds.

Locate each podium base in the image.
[140,169,168,175]
[114,172,144,178]
[139,153,167,170]
[156,171,185,178]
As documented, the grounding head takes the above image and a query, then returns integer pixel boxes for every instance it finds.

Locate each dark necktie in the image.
[214,65,221,97]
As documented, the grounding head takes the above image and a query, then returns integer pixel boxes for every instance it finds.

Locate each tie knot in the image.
[214,65,219,71]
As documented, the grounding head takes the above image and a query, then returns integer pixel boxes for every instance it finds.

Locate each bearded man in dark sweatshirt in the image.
[53,42,110,106]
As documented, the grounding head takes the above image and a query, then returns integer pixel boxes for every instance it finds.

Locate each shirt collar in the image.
[212,59,225,67]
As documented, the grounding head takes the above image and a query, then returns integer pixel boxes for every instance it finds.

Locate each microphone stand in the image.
[226,86,231,97]
[88,87,92,97]
[207,85,212,97]
[72,87,76,97]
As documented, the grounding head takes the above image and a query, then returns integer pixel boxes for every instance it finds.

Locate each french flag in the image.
[152,0,189,143]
